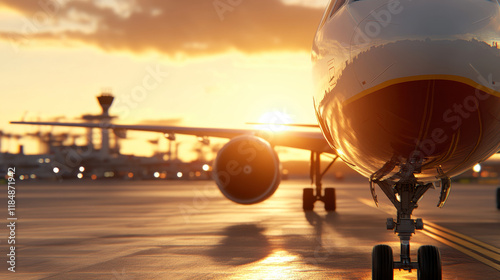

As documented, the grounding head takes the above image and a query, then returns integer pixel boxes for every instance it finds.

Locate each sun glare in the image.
[241,250,301,279]
[256,111,293,132]
[260,250,298,264]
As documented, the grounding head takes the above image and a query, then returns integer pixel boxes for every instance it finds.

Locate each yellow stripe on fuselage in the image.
[343,74,500,106]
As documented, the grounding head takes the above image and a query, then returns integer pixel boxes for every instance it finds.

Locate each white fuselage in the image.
[313,0,500,182]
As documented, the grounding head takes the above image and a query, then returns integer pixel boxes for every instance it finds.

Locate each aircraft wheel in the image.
[303,188,315,211]
[417,245,442,280]
[372,245,394,280]
[496,187,500,210]
[324,187,336,212]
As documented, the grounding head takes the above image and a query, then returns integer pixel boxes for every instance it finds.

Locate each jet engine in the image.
[213,135,281,204]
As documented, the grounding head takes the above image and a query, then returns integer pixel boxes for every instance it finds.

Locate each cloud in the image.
[0,0,324,56]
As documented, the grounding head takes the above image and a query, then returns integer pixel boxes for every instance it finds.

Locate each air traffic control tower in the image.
[98,94,114,117]
[82,92,117,158]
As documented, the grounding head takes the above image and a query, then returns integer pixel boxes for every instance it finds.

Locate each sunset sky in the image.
[0,0,329,160]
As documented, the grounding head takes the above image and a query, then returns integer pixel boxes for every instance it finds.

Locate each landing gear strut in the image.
[371,176,446,280]
[496,187,500,210]
[303,152,338,211]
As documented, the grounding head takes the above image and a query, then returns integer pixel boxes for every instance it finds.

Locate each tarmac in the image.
[0,179,499,279]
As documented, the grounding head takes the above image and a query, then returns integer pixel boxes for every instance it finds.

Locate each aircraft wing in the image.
[10,121,334,154]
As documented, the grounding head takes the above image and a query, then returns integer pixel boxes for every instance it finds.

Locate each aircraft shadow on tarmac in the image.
[207,224,272,266]
[206,211,391,270]
[281,211,373,270]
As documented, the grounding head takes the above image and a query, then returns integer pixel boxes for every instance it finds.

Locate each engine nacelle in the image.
[213,135,281,205]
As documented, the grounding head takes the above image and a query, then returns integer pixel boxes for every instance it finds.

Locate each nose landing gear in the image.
[371,177,447,280]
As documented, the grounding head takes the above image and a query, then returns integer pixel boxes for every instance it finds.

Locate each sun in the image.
[256,110,294,132]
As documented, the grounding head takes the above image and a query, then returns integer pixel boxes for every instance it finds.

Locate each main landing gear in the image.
[303,152,338,211]
[370,176,450,280]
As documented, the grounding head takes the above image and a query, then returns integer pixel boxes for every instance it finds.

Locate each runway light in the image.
[202,164,210,171]
[19,175,25,180]
[77,173,83,179]
[45,158,51,163]
[473,163,481,173]
[128,172,134,178]
[79,166,85,172]
[154,172,160,178]
[177,172,183,178]
[53,167,60,174]
[30,174,36,179]
[91,174,97,180]
[38,158,44,164]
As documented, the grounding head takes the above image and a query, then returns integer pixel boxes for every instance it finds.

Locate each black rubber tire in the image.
[372,245,394,280]
[418,245,442,280]
[324,187,336,212]
[303,188,315,211]
[496,187,500,210]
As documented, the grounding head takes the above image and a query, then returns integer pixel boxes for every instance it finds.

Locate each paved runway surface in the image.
[0,179,499,279]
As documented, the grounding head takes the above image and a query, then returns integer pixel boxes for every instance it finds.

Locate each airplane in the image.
[10,0,500,279]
